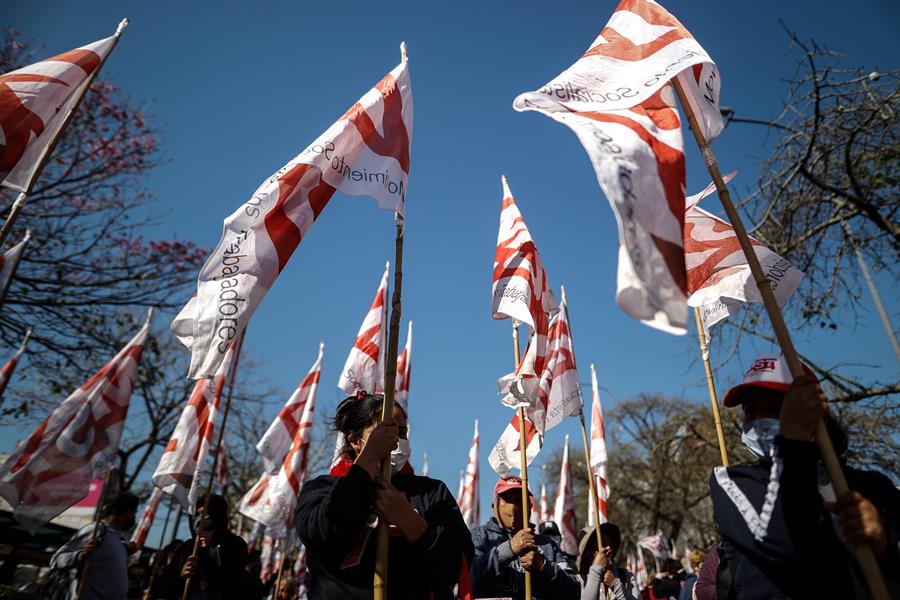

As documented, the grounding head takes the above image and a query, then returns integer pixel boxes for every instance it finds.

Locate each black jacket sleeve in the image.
[295,466,374,559]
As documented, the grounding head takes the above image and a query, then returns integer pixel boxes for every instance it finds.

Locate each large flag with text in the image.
[0,328,31,402]
[0,317,149,532]
[337,263,389,396]
[587,364,609,526]
[0,28,121,192]
[458,419,480,529]
[553,435,578,556]
[258,343,323,474]
[152,341,237,509]
[514,0,723,334]
[239,348,318,539]
[493,177,558,408]
[0,231,30,302]
[173,60,412,379]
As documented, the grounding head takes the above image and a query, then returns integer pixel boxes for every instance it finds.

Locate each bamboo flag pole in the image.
[0,19,129,247]
[273,540,286,599]
[692,307,729,467]
[672,76,888,600]
[559,286,606,556]
[512,320,533,600]
[76,469,115,600]
[373,41,409,600]
[181,331,246,600]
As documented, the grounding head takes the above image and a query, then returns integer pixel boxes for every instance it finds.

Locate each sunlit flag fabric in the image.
[394,320,413,415]
[488,412,542,477]
[173,59,412,380]
[514,0,724,334]
[492,177,558,408]
[587,364,609,527]
[130,486,164,551]
[239,346,318,539]
[337,262,389,396]
[459,419,480,529]
[217,439,230,494]
[553,435,578,556]
[539,484,549,523]
[260,535,276,580]
[0,316,149,532]
[533,298,583,434]
[685,190,803,334]
[152,340,237,509]
[0,328,30,402]
[638,530,672,558]
[0,231,29,302]
[258,343,323,474]
[0,30,119,192]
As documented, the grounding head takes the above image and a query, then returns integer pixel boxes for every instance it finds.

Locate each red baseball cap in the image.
[494,476,533,497]
[723,355,815,407]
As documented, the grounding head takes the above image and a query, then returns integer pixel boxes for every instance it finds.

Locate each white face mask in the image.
[390,438,411,474]
[741,418,780,459]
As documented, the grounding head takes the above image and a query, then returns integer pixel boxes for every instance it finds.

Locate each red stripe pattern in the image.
[130,486,164,550]
[1,35,116,191]
[0,319,149,532]
[588,364,610,526]
[458,420,480,529]
[553,435,578,555]
[337,263,389,396]
[394,321,413,415]
[514,0,724,334]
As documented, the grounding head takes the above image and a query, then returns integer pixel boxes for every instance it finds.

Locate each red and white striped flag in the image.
[0,328,31,402]
[456,470,465,507]
[260,534,276,581]
[533,296,583,433]
[488,411,542,477]
[258,343,323,474]
[553,435,578,556]
[635,550,649,590]
[459,419,480,529]
[172,59,412,380]
[217,439,230,495]
[394,321,413,415]
[0,315,150,532]
[246,520,265,553]
[493,177,558,408]
[685,198,803,334]
[295,544,310,597]
[337,262,389,396]
[587,364,609,527]
[0,231,30,303]
[514,0,724,334]
[0,22,126,192]
[130,486,164,551]
[239,344,319,539]
[638,530,672,558]
[152,340,238,509]
[539,483,549,523]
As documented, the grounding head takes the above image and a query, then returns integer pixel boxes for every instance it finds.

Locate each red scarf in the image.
[327,455,472,600]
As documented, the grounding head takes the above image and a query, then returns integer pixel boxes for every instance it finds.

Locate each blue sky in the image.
[4,0,898,537]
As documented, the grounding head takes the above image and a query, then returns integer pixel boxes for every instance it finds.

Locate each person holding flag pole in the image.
[0,20,129,246]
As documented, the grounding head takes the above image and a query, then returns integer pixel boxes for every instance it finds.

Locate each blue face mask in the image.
[741,418,780,459]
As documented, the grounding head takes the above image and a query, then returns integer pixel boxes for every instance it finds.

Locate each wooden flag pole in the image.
[672,76,888,600]
[559,286,606,556]
[0,19,129,247]
[512,320,533,600]
[273,540,286,599]
[373,41,408,600]
[76,469,115,600]
[692,307,729,467]
[181,331,246,600]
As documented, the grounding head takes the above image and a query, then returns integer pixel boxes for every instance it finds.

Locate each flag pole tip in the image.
[400,41,408,63]
[560,284,567,304]
[116,18,129,35]
[145,306,155,324]
[501,175,512,198]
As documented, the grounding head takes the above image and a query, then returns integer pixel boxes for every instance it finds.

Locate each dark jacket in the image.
[710,435,900,599]
[470,517,581,600]
[295,465,474,600]
[161,530,251,600]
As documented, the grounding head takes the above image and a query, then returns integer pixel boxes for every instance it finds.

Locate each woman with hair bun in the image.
[295,392,474,599]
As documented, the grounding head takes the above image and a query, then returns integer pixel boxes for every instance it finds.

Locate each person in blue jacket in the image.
[710,355,900,599]
[470,476,580,599]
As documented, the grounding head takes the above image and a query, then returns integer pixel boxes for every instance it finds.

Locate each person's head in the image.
[193,493,229,542]
[537,520,561,546]
[661,558,682,578]
[334,392,410,471]
[492,476,533,532]
[276,576,299,600]
[245,550,262,574]
[104,492,139,530]
[576,523,622,579]
[688,549,706,573]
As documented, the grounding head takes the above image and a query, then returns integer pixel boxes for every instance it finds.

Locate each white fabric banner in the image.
[553,435,578,556]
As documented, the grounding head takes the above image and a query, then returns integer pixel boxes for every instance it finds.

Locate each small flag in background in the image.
[587,364,609,526]
[0,231,30,303]
[0,328,31,403]
[458,420,480,529]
